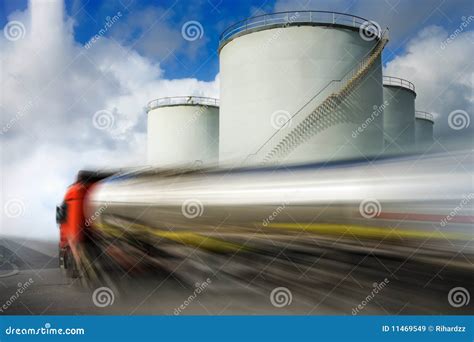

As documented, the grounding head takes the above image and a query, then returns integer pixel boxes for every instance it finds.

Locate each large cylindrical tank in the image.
[415,111,434,150]
[383,76,416,153]
[219,11,385,164]
[146,96,219,166]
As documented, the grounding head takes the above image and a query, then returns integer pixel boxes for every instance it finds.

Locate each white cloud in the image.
[0,0,218,240]
[109,5,208,63]
[384,25,474,143]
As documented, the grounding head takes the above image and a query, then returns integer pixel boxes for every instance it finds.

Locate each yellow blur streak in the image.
[151,231,246,253]
[94,222,246,253]
[264,223,469,240]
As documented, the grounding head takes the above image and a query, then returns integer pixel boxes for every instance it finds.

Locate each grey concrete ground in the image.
[0,237,472,315]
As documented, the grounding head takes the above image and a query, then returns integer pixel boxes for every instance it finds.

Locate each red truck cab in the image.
[56,170,115,277]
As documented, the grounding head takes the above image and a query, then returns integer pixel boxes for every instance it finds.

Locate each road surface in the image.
[0,237,472,315]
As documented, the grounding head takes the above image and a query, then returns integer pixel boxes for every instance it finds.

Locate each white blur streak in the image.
[92,151,472,207]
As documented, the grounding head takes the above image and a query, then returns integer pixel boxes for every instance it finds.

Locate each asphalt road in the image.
[0,237,298,315]
[0,237,472,315]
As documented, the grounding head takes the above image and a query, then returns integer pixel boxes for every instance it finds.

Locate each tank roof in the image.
[415,111,434,123]
[219,10,381,51]
[146,96,219,112]
[383,76,416,95]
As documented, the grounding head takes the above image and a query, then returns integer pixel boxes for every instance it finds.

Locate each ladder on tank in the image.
[255,29,389,164]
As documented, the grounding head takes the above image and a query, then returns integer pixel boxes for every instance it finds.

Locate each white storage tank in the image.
[415,111,434,150]
[383,76,416,153]
[219,11,387,164]
[146,96,219,166]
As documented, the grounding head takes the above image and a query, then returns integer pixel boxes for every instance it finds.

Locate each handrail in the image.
[146,96,219,112]
[219,10,380,47]
[245,29,389,164]
[383,76,416,93]
[415,111,434,122]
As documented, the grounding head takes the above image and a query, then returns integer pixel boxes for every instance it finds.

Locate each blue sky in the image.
[2,0,275,80]
[1,0,472,81]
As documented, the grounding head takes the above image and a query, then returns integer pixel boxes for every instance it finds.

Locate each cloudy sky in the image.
[0,0,472,240]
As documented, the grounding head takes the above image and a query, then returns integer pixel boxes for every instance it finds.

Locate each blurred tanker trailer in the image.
[57,151,473,301]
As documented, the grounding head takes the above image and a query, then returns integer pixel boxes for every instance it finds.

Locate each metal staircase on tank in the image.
[255,29,389,164]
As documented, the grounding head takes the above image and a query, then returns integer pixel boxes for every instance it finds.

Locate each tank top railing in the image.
[220,11,379,48]
[146,96,219,112]
[415,111,434,122]
[383,76,415,93]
